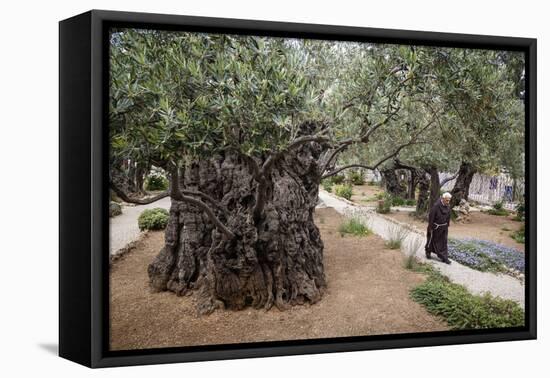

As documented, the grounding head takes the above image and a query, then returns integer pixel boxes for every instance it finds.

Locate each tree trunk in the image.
[450,162,476,208]
[427,166,441,213]
[148,137,327,314]
[415,172,430,218]
[380,167,406,198]
[407,171,416,200]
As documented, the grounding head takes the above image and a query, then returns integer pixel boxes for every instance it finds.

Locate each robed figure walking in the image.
[425,192,452,264]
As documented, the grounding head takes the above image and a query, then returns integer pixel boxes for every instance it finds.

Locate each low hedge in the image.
[138,208,169,231]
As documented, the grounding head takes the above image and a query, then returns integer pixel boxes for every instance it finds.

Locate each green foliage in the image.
[330,175,345,185]
[338,216,371,237]
[511,224,525,244]
[348,171,365,185]
[321,180,333,193]
[145,174,169,191]
[487,201,509,216]
[390,196,406,206]
[138,208,170,231]
[109,202,122,217]
[514,200,525,221]
[410,272,524,329]
[110,30,322,166]
[404,198,416,206]
[334,184,353,200]
[376,198,392,214]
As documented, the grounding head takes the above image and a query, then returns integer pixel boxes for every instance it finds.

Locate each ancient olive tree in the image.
[110,31,433,313]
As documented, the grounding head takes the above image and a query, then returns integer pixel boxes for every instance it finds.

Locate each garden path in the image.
[109,197,171,256]
[318,190,525,307]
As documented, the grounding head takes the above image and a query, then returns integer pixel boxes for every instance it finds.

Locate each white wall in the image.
[0,1,547,377]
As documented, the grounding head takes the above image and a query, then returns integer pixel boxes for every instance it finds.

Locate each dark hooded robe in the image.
[425,198,451,259]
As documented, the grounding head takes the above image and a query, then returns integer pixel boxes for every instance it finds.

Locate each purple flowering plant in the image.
[448,238,524,274]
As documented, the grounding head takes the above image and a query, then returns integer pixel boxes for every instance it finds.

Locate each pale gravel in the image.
[109,197,171,256]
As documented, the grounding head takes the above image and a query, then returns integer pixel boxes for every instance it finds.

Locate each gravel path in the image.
[109,197,171,256]
[319,190,525,307]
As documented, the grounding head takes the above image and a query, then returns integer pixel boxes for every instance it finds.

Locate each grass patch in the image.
[385,223,409,250]
[410,270,524,329]
[338,215,371,237]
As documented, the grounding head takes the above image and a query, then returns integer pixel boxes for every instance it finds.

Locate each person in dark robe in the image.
[425,192,452,264]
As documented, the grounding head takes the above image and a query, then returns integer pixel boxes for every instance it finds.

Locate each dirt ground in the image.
[350,183,385,205]
[385,210,525,252]
[109,208,448,351]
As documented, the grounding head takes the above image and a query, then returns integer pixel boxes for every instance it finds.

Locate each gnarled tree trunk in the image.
[450,162,476,208]
[148,138,327,314]
[414,171,430,219]
[380,167,407,198]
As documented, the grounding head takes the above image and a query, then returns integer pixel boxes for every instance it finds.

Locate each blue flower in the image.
[447,238,524,273]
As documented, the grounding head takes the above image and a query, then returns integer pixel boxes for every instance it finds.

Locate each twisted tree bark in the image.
[148,129,327,314]
[450,162,476,208]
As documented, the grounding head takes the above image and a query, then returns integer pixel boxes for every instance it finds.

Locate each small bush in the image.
[410,275,524,329]
[511,224,525,244]
[376,194,393,213]
[338,215,371,237]
[321,180,333,193]
[487,201,509,216]
[138,208,169,231]
[514,201,525,221]
[334,184,353,200]
[145,174,169,191]
[390,196,406,206]
[348,171,364,185]
[404,198,416,206]
[330,175,345,184]
[376,199,391,214]
[109,202,122,217]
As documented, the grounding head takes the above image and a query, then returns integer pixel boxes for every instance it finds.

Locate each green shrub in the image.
[109,202,122,217]
[338,216,371,237]
[376,199,391,214]
[321,179,333,193]
[410,273,524,329]
[487,207,509,216]
[514,200,525,221]
[334,184,353,200]
[138,208,169,231]
[330,175,345,184]
[145,174,169,191]
[511,224,525,244]
[404,198,416,206]
[348,171,365,185]
[390,196,406,206]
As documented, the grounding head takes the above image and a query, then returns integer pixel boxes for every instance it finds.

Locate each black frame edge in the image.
[59,11,93,367]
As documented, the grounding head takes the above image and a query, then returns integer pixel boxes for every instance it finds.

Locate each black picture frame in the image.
[59,9,537,368]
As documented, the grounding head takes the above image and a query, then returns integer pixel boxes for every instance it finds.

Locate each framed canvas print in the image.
[59,9,536,368]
